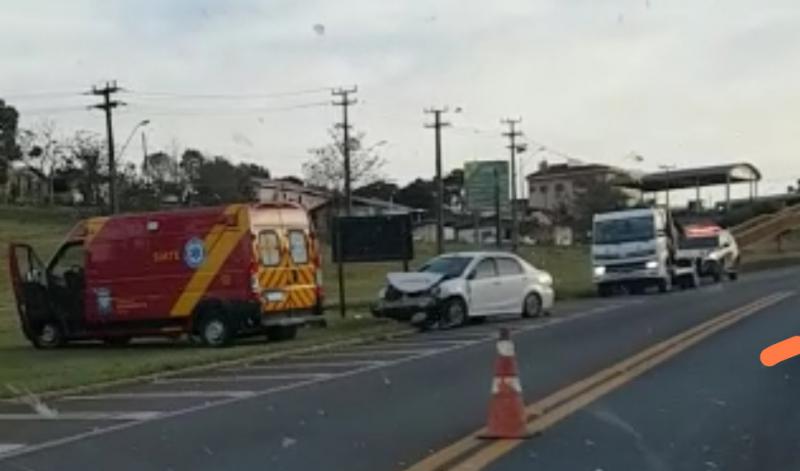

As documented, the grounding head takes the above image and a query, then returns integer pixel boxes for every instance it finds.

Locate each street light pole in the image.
[119,119,150,163]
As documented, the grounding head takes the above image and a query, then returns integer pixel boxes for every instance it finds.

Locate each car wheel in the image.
[728,270,738,281]
[32,322,65,349]
[198,311,232,348]
[522,292,542,318]
[266,325,298,342]
[440,298,467,329]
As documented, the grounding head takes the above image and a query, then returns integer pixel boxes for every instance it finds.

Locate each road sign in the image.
[464,160,509,213]
[331,214,414,263]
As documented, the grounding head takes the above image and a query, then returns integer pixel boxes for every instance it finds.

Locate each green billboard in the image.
[464,160,509,213]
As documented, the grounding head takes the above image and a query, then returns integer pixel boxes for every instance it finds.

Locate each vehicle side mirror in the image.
[722,242,731,248]
[467,270,477,281]
[25,269,41,283]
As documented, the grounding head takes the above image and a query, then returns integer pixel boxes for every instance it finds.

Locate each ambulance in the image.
[8,203,324,348]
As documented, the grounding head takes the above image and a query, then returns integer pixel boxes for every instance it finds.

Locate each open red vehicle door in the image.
[7,243,49,344]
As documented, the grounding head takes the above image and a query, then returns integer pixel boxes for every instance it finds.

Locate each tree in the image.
[67,130,105,206]
[354,180,399,201]
[0,99,21,186]
[143,152,180,185]
[395,178,435,211]
[302,129,386,190]
[191,156,255,205]
[571,178,629,235]
[19,120,71,204]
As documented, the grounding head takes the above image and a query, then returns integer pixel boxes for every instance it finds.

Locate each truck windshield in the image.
[594,216,655,244]
[680,236,719,249]
[419,256,472,279]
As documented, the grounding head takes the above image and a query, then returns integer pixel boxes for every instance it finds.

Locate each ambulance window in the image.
[258,231,281,266]
[288,230,308,264]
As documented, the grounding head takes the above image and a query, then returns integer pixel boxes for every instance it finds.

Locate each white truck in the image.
[591,207,700,296]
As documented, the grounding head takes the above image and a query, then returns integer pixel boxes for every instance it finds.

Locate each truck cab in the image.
[591,207,699,296]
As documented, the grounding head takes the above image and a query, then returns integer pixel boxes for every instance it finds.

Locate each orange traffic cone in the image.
[479,328,531,439]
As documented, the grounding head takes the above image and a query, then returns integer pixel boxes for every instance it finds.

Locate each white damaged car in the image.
[371,251,555,329]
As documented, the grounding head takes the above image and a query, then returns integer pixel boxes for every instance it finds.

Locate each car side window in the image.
[473,258,498,280]
[496,257,523,276]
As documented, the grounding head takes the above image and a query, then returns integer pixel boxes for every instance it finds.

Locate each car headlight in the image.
[378,287,386,299]
[593,266,606,276]
[645,260,659,270]
[537,272,553,286]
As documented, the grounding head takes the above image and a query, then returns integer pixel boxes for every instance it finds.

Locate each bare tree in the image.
[19,120,70,204]
[302,129,386,190]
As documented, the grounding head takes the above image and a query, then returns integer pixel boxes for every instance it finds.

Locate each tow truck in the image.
[591,207,702,296]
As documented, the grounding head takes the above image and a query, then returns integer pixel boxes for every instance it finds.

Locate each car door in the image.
[467,257,501,315]
[494,256,527,313]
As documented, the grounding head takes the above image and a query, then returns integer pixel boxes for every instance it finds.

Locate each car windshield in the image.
[680,236,719,249]
[594,216,655,244]
[419,256,472,278]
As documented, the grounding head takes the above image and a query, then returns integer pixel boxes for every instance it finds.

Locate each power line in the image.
[125,101,330,116]
[1,90,84,100]
[124,86,332,100]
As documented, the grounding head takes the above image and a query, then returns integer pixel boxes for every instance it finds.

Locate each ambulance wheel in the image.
[32,322,65,349]
[103,336,131,347]
[266,325,298,342]
[198,312,233,348]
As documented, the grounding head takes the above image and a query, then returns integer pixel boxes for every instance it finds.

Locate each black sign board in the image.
[332,214,414,263]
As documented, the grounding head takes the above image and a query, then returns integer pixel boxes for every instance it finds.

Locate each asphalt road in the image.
[1,267,799,471]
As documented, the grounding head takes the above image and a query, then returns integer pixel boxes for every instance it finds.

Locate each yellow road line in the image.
[406,291,795,471]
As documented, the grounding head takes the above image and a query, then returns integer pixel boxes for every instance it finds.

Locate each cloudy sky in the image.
[2,0,799,204]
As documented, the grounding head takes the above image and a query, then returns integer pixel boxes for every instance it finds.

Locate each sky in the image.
[2,0,799,206]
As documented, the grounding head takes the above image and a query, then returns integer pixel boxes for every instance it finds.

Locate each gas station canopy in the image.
[617,163,761,192]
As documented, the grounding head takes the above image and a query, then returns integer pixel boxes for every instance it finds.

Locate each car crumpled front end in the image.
[371,272,447,325]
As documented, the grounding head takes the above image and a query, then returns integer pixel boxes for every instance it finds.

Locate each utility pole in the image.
[89,81,124,214]
[332,87,357,215]
[494,168,501,248]
[425,107,450,254]
[502,118,523,252]
[332,86,357,319]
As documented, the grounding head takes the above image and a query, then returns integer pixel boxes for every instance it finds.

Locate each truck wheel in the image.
[32,322,65,349]
[198,311,233,348]
[728,271,739,281]
[522,293,542,318]
[658,277,672,293]
[266,325,298,342]
[711,264,723,283]
[597,283,614,298]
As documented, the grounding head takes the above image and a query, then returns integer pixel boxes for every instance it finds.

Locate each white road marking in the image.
[153,373,331,384]
[353,340,475,350]
[0,412,160,421]
[0,300,644,462]
[228,360,388,372]
[292,349,437,360]
[62,391,257,401]
[0,444,25,455]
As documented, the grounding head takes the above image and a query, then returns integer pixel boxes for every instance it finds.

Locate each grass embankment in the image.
[0,205,593,396]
